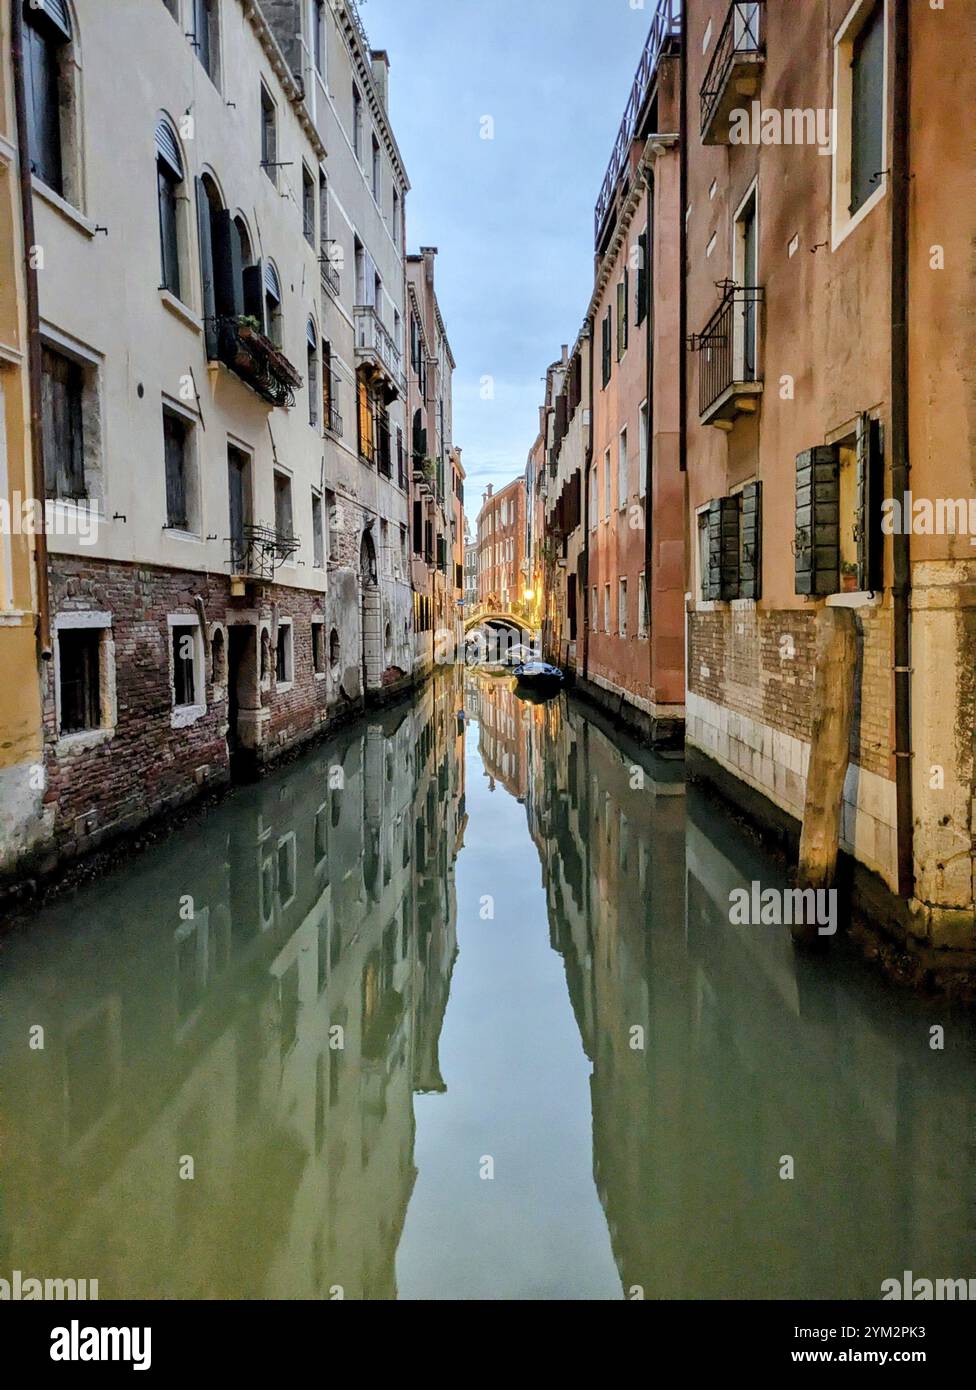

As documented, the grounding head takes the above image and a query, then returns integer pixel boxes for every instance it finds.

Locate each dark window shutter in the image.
[211,209,243,319]
[795,446,840,595]
[242,259,267,332]
[708,496,740,601]
[739,481,762,598]
[413,499,422,553]
[602,310,611,386]
[850,1,884,215]
[195,178,218,358]
[636,232,648,326]
[856,414,884,591]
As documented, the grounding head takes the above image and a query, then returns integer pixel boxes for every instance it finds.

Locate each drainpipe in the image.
[678,0,687,480]
[10,0,52,660]
[890,0,914,899]
[581,318,594,683]
[643,164,654,695]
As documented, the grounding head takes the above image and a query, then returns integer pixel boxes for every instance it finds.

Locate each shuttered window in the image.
[617,274,629,359]
[707,497,740,601]
[163,408,190,529]
[636,232,649,326]
[264,261,282,346]
[156,122,183,297]
[42,347,85,500]
[850,1,884,215]
[795,446,840,595]
[601,309,612,387]
[739,481,762,599]
[855,414,884,591]
[24,4,68,193]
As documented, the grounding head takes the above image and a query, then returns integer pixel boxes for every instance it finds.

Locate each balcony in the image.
[216,317,303,408]
[594,0,681,248]
[228,523,300,587]
[354,305,405,399]
[326,402,343,438]
[700,2,765,144]
[689,283,764,426]
[320,253,340,299]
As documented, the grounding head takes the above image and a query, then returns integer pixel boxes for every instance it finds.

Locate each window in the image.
[192,0,219,84]
[833,0,887,244]
[618,429,628,509]
[312,491,324,568]
[306,319,319,428]
[261,85,277,185]
[616,274,629,359]
[329,628,340,674]
[734,186,759,379]
[23,0,72,197]
[601,308,612,387]
[589,467,598,529]
[638,573,648,638]
[636,232,649,326]
[357,374,374,462]
[322,340,337,433]
[392,188,400,247]
[604,448,611,519]
[275,621,294,686]
[850,1,885,216]
[604,584,611,634]
[172,624,199,707]
[311,0,326,76]
[697,510,710,600]
[352,84,363,162]
[302,165,315,245]
[274,471,294,541]
[264,261,282,347]
[228,445,251,569]
[638,401,648,498]
[163,406,193,530]
[618,578,628,637]
[590,587,598,632]
[156,120,184,297]
[312,619,326,675]
[42,346,86,500]
[371,135,381,203]
[58,625,110,735]
[325,488,338,560]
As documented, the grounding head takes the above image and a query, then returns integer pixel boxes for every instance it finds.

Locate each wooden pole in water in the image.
[795,605,857,944]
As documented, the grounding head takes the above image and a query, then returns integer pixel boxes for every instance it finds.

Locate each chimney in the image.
[561,344,569,365]
[370,50,389,108]
[420,245,438,284]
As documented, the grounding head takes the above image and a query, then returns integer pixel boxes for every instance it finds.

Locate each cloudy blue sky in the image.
[361,0,654,524]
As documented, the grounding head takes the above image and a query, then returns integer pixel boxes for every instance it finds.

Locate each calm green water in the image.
[1,671,974,1300]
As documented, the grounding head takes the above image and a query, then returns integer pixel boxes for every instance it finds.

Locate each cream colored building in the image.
[7,0,414,879]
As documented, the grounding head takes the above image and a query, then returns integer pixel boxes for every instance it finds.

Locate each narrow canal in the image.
[1,671,974,1300]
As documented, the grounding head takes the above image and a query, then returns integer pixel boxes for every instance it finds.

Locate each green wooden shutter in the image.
[707,496,739,601]
[242,259,267,333]
[739,480,762,598]
[211,209,244,319]
[195,178,217,359]
[795,445,840,595]
[855,414,884,592]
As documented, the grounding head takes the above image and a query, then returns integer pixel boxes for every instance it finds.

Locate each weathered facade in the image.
[2,0,429,885]
[406,248,459,675]
[476,478,526,615]
[683,0,976,958]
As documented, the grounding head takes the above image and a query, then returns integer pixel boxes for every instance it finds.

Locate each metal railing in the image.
[327,403,343,438]
[700,1,764,135]
[320,256,340,298]
[594,0,682,246]
[690,283,763,415]
[354,305,405,392]
[229,523,300,582]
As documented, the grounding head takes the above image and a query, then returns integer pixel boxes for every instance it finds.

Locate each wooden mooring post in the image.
[795,605,858,945]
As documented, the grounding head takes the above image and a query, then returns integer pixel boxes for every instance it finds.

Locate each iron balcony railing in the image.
[229,523,300,581]
[320,255,340,298]
[594,0,682,247]
[354,305,405,394]
[700,1,765,136]
[327,402,343,438]
[689,282,764,416]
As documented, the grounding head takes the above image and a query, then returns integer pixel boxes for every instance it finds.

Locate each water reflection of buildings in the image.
[0,672,465,1300]
[491,680,976,1301]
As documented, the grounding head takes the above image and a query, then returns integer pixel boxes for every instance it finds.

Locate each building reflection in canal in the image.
[1,671,974,1299]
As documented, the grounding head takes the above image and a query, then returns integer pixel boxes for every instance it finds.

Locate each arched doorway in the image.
[360,529,381,697]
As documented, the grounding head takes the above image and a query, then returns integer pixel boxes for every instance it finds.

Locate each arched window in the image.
[22,0,75,199]
[264,262,282,347]
[306,319,318,429]
[156,119,184,297]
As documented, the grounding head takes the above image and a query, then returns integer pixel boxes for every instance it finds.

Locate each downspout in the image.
[643,163,654,694]
[10,0,52,660]
[581,318,594,683]
[678,0,688,480]
[890,0,914,898]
